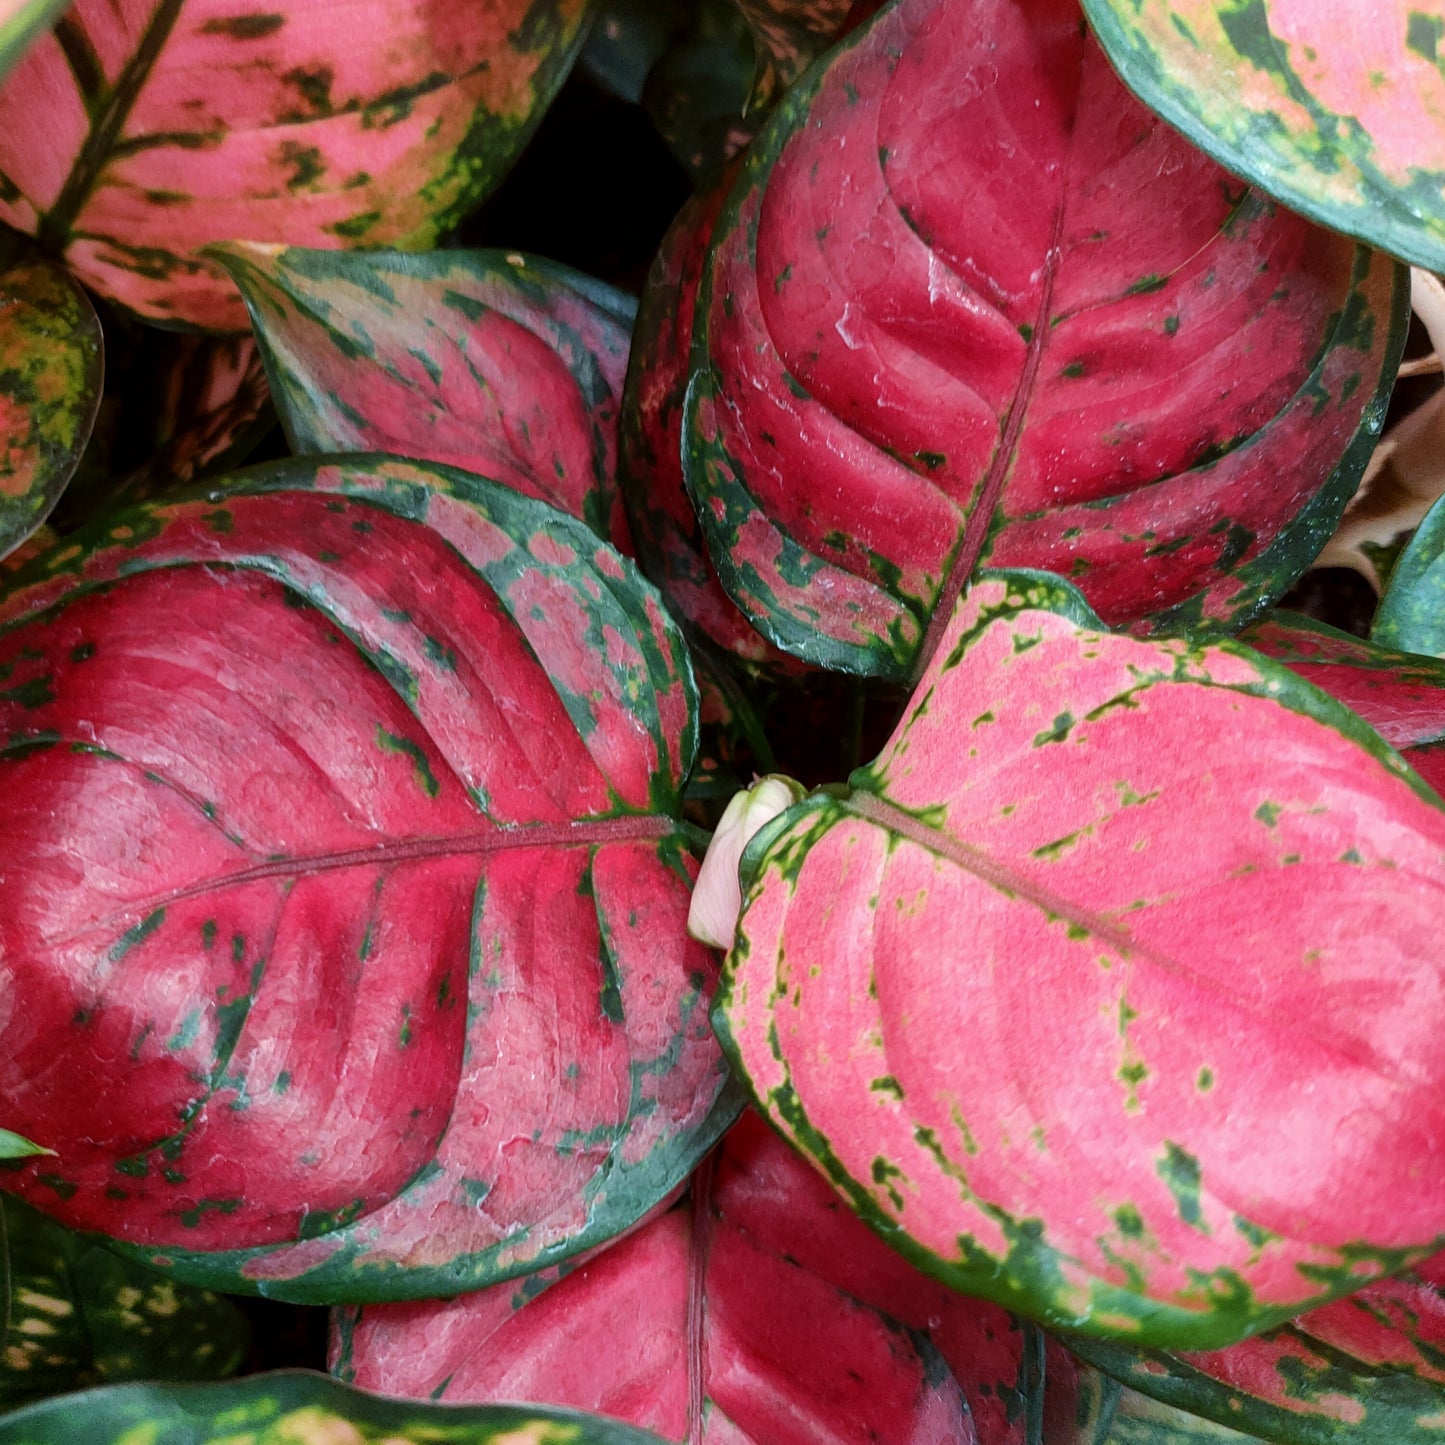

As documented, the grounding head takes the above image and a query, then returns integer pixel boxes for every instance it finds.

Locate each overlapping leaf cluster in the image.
[3,0,1445,1442]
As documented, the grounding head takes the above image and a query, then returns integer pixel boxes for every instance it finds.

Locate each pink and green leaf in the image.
[0,0,593,330]
[0,0,67,82]
[0,259,101,560]
[0,454,735,1304]
[732,0,852,107]
[685,0,1405,682]
[0,1194,248,1407]
[0,1372,672,1444]
[216,244,634,549]
[1075,1251,1445,1443]
[1081,0,1445,274]
[334,1111,1045,1445]
[1242,612,1445,796]
[716,570,1445,1349]
[1102,1389,1264,1443]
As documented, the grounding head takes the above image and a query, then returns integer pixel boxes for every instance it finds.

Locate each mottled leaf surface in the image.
[1076,1251,1445,1444]
[0,0,592,329]
[0,1195,248,1407]
[1371,489,1445,658]
[733,0,851,106]
[1101,1390,1262,1444]
[0,455,733,1304]
[717,571,1445,1349]
[621,179,795,669]
[335,1111,1044,1445]
[218,245,635,549]
[0,0,67,82]
[1082,0,1445,273]
[685,0,1404,681]
[1242,612,1445,797]
[0,259,101,560]
[0,1371,669,1444]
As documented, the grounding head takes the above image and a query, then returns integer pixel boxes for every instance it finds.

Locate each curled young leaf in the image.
[334,1111,1046,1445]
[0,259,101,560]
[217,245,635,550]
[685,0,1405,681]
[1082,0,1445,273]
[0,1371,671,1445]
[0,0,593,329]
[0,1194,248,1407]
[717,571,1445,1349]
[0,455,734,1304]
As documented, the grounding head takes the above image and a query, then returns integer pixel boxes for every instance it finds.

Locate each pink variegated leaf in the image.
[333,1111,1045,1445]
[685,0,1405,682]
[0,0,65,80]
[0,0,592,330]
[216,245,634,549]
[716,570,1445,1350]
[0,454,735,1305]
[0,258,101,560]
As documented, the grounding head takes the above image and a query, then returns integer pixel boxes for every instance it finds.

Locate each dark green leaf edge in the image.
[1081,0,1445,274]
[1372,487,1445,658]
[1073,1330,1445,1445]
[718,568,1445,1352]
[0,1369,671,1443]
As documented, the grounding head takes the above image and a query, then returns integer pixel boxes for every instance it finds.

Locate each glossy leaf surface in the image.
[1082,0,1445,273]
[219,245,635,549]
[1371,489,1445,657]
[0,1194,248,1406]
[0,0,592,330]
[1077,1252,1445,1444]
[0,455,733,1303]
[0,259,101,560]
[685,0,1404,681]
[1242,613,1445,797]
[717,571,1445,1349]
[621,178,794,669]
[0,1372,669,1444]
[335,1111,1044,1445]
[0,0,66,82]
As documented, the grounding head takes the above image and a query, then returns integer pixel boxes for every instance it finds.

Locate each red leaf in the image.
[0,456,734,1303]
[685,0,1404,681]
[335,1111,1046,1445]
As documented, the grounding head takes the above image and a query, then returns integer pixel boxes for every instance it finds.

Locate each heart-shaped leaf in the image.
[1370,490,1445,658]
[716,570,1445,1349]
[0,1372,670,1444]
[0,0,592,330]
[217,245,635,550]
[1075,1250,1445,1445]
[1241,612,1445,796]
[0,258,101,560]
[0,454,735,1303]
[335,1111,1045,1445]
[621,178,797,670]
[0,0,66,81]
[684,0,1405,682]
[0,1194,248,1407]
[1082,0,1445,274]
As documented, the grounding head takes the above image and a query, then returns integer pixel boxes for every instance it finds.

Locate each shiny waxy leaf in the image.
[217,245,635,549]
[0,259,101,560]
[334,1111,1044,1445]
[0,0,66,82]
[685,0,1405,682]
[0,0,592,330]
[1081,0,1445,273]
[0,1195,248,1407]
[716,571,1445,1349]
[1242,612,1445,796]
[1371,489,1445,657]
[0,1372,670,1444]
[1076,1251,1445,1445]
[0,454,734,1304]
